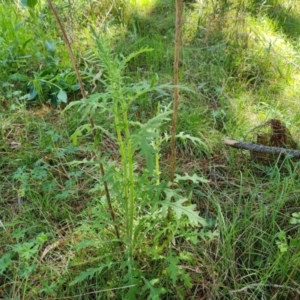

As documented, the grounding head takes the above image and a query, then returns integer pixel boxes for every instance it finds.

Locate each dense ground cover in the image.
[1,0,300,299]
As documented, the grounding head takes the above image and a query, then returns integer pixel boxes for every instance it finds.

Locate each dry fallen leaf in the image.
[40,239,65,261]
[9,141,21,149]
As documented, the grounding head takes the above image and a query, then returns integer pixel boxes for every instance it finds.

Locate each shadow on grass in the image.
[251,1,300,41]
[268,5,300,40]
[114,0,175,74]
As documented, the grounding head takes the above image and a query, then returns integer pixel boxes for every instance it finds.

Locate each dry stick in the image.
[170,0,182,183]
[46,0,121,245]
[168,0,182,221]
[230,283,300,295]
[46,0,85,99]
[224,138,300,158]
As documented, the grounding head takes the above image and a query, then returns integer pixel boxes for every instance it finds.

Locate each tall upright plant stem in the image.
[46,0,121,245]
[112,91,135,263]
[170,0,182,183]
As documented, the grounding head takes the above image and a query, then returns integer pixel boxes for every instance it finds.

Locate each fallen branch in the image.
[224,138,300,159]
[230,283,300,294]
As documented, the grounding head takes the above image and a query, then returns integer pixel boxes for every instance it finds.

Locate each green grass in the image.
[1,0,300,299]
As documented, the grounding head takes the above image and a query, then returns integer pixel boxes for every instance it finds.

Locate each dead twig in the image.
[224,138,300,159]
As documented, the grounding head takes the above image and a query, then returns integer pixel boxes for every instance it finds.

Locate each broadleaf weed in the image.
[63,30,209,292]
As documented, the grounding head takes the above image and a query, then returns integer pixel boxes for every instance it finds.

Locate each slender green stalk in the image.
[108,66,135,266]
[121,101,135,247]
[91,33,134,254]
[118,95,135,264]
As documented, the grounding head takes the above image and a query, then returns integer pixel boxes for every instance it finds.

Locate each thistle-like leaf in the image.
[131,110,172,172]
[70,124,91,145]
[162,189,207,226]
[175,173,209,184]
[176,132,209,151]
[69,264,107,286]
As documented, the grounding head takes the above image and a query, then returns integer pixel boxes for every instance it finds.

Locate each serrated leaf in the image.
[175,173,209,184]
[139,137,156,173]
[0,253,12,274]
[142,277,167,300]
[13,242,39,260]
[122,47,153,65]
[74,240,98,250]
[131,110,172,172]
[166,254,179,285]
[289,217,300,225]
[180,272,193,288]
[170,199,204,224]
[66,158,98,166]
[63,93,110,122]
[70,124,91,145]
[162,189,207,226]
[69,264,107,286]
[292,212,300,218]
[176,132,209,150]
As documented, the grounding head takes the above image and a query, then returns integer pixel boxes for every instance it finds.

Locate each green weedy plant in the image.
[0,232,49,297]
[1,0,209,297]
[1,0,78,106]
[64,30,208,296]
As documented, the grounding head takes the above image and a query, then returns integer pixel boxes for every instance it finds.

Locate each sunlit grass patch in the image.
[129,0,158,13]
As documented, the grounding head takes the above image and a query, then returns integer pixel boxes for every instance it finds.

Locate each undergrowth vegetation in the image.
[1,0,300,299]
